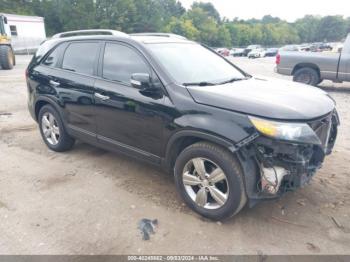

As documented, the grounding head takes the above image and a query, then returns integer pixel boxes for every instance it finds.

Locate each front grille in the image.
[308,113,333,151]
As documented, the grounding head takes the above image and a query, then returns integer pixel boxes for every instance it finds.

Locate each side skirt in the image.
[67,125,163,167]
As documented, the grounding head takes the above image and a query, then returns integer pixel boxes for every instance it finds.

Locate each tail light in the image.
[275,53,281,65]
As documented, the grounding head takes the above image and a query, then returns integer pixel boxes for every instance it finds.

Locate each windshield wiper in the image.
[217,77,249,85]
[183,77,249,87]
[183,81,216,86]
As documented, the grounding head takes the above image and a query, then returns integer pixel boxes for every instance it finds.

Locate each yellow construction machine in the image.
[0,14,15,69]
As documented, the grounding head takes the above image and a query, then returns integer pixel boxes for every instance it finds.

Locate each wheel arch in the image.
[164,130,236,173]
[34,97,65,123]
[292,63,321,77]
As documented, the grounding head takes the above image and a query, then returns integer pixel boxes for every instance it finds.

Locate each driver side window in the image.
[102,43,150,86]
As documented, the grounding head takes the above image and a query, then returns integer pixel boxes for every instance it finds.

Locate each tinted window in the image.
[42,44,65,67]
[62,42,99,75]
[103,43,149,84]
[148,43,245,84]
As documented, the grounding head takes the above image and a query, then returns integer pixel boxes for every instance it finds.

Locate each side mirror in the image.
[130,73,151,90]
[3,17,7,24]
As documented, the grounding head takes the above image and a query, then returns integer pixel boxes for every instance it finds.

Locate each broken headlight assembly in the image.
[248,116,326,195]
[249,116,321,145]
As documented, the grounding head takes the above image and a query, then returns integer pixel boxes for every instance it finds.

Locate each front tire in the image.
[293,67,320,86]
[0,45,14,70]
[38,105,75,152]
[174,142,247,220]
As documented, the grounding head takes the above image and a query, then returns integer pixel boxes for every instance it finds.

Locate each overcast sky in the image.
[179,0,350,22]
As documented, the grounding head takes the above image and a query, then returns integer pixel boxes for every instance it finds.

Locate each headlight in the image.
[249,116,321,144]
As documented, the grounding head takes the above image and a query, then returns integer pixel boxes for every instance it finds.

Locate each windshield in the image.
[147,43,245,85]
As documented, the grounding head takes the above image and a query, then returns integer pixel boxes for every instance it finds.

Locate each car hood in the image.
[186,76,335,120]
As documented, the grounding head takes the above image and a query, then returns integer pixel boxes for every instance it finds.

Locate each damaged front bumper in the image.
[238,111,339,206]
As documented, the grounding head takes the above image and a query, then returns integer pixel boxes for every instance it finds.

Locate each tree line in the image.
[1,0,350,47]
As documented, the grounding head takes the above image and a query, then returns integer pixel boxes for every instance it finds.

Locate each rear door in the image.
[52,41,101,140]
[30,41,100,139]
[93,42,165,161]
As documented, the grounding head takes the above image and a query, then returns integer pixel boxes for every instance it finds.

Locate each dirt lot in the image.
[0,55,349,255]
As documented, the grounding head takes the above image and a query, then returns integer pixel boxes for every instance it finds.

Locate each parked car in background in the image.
[216,48,230,56]
[309,42,332,52]
[299,44,312,51]
[330,43,344,53]
[230,48,245,57]
[248,48,266,58]
[276,33,350,86]
[265,48,279,57]
[279,45,301,52]
[243,45,261,56]
[27,30,339,220]
[319,43,332,51]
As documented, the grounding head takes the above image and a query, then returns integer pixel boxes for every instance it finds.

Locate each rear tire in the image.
[174,142,247,220]
[0,45,14,70]
[38,105,75,152]
[293,67,320,86]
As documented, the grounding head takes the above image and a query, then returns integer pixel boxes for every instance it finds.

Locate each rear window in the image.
[35,39,61,61]
[62,42,99,75]
[42,44,65,67]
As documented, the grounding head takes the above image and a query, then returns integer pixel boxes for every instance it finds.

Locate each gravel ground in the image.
[0,55,349,255]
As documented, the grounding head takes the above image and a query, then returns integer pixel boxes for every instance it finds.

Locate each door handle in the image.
[49,80,60,87]
[94,92,110,101]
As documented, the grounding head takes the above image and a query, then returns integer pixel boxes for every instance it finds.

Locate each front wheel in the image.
[293,67,320,86]
[174,142,247,220]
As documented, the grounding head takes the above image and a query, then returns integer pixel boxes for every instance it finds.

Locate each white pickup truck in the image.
[276,34,350,86]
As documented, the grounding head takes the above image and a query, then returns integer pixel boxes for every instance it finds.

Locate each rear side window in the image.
[62,42,99,75]
[102,43,149,84]
[42,44,65,67]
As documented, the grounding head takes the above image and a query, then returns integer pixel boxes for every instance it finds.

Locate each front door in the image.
[94,42,165,162]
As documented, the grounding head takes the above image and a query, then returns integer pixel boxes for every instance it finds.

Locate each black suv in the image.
[27,30,339,220]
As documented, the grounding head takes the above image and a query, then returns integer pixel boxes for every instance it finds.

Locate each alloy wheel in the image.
[182,157,229,209]
[41,112,60,145]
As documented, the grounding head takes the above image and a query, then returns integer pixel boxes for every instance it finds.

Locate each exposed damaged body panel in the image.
[238,110,339,206]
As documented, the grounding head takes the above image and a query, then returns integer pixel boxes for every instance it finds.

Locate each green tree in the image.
[156,0,185,20]
[1,0,349,46]
[0,0,34,15]
[295,15,321,43]
[95,0,137,32]
[261,15,281,24]
[216,25,231,47]
[191,1,220,22]
[163,17,199,40]
[316,16,347,42]
[59,0,95,31]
